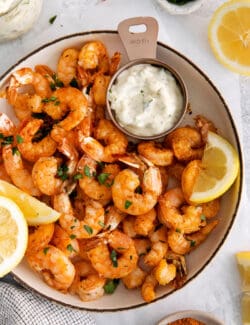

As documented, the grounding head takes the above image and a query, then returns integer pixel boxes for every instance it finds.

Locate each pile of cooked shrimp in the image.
[0,40,221,303]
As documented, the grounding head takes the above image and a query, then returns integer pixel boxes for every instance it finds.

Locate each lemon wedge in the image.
[0,180,60,226]
[208,0,250,76]
[0,196,28,277]
[189,131,239,203]
[242,293,250,325]
[236,251,250,292]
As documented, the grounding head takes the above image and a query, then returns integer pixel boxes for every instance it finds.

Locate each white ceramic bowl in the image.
[157,310,224,325]
[0,31,243,312]
[155,0,206,15]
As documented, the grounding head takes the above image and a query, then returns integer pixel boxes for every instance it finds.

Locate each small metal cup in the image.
[106,17,188,140]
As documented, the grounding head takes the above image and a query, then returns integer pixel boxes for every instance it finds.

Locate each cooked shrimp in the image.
[69,260,97,294]
[194,114,217,143]
[78,41,110,74]
[134,208,157,237]
[26,223,55,255]
[167,162,185,181]
[17,119,57,162]
[53,191,74,215]
[51,87,88,131]
[122,266,147,289]
[153,259,176,286]
[141,274,158,303]
[112,166,162,215]
[158,188,203,234]
[109,51,121,75]
[51,224,79,258]
[181,159,202,203]
[168,220,219,255]
[26,245,75,293]
[81,119,128,163]
[122,216,137,238]
[0,113,16,136]
[0,163,12,182]
[2,145,41,196]
[32,157,64,196]
[104,205,126,231]
[77,154,120,202]
[57,48,79,86]
[87,230,138,278]
[201,199,220,219]
[59,198,105,239]
[137,141,174,166]
[77,274,106,302]
[92,74,110,106]
[159,166,169,194]
[133,238,151,256]
[165,127,204,161]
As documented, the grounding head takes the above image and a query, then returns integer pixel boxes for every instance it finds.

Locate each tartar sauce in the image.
[108,64,184,137]
[0,0,43,42]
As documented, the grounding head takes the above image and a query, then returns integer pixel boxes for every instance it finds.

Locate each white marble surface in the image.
[0,1,249,324]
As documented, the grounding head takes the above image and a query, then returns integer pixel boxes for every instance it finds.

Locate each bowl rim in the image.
[154,0,206,15]
[0,29,244,313]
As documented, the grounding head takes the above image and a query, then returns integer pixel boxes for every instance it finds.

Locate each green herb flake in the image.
[0,133,4,139]
[16,135,23,144]
[104,279,119,294]
[70,225,75,229]
[12,147,20,156]
[124,200,132,209]
[1,136,13,146]
[50,82,56,91]
[41,96,58,103]
[49,15,57,24]
[84,165,92,178]
[135,186,142,194]
[175,228,181,233]
[57,164,69,181]
[69,77,79,89]
[97,173,110,186]
[70,234,76,239]
[73,173,83,181]
[66,244,76,252]
[84,225,93,235]
[190,240,196,247]
[200,214,206,221]
[110,250,118,267]
[54,100,60,106]
[98,221,105,228]
[43,247,49,255]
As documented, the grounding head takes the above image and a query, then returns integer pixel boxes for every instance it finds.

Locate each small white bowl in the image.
[157,310,224,325]
[155,0,206,15]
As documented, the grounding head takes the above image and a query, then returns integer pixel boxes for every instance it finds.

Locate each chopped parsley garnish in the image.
[41,96,57,103]
[57,164,69,181]
[124,200,132,209]
[110,250,118,267]
[175,228,181,233]
[97,173,113,187]
[190,240,196,247]
[49,15,57,24]
[104,279,119,294]
[73,173,83,181]
[66,244,76,252]
[200,214,206,221]
[84,165,92,178]
[16,135,23,144]
[0,133,4,139]
[98,221,105,228]
[50,73,64,90]
[1,135,13,146]
[70,234,76,239]
[12,147,20,156]
[84,225,93,235]
[43,247,49,255]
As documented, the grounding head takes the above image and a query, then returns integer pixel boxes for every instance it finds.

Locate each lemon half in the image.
[208,0,250,76]
[0,180,60,226]
[190,131,239,203]
[0,196,28,277]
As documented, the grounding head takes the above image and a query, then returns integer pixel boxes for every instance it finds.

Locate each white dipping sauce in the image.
[108,64,184,136]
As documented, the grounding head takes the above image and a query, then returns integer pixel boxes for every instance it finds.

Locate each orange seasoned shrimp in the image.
[153,259,176,286]
[201,199,220,219]
[0,113,16,136]
[165,127,204,161]
[143,226,168,267]
[92,74,111,106]
[158,187,203,234]
[81,119,128,163]
[168,220,219,255]
[134,208,157,237]
[78,41,110,74]
[141,274,158,303]
[167,162,185,181]
[104,205,126,231]
[109,51,121,76]
[32,157,64,196]
[181,159,202,203]
[69,260,97,294]
[77,154,120,202]
[57,48,79,86]
[77,274,106,302]
[112,166,162,215]
[122,266,147,289]
[26,223,55,255]
[133,238,151,256]
[26,245,75,293]
[59,198,105,239]
[122,216,137,238]
[159,166,169,194]
[87,230,138,278]
[137,141,174,167]
[194,114,217,143]
[51,224,79,258]
[0,163,12,182]
[2,145,41,196]
[17,119,57,162]
[51,87,88,131]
